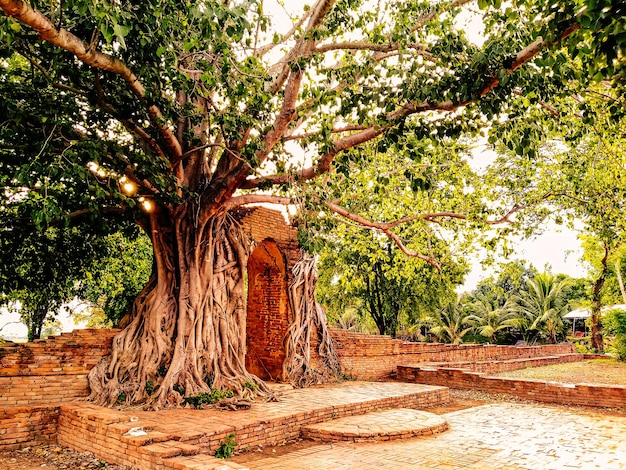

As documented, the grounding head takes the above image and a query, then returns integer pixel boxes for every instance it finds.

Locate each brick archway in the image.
[245,239,290,381]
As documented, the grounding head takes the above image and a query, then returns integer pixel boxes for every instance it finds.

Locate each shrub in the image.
[215,433,237,459]
[183,388,234,408]
[603,310,626,361]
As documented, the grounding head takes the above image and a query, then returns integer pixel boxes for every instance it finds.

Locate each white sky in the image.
[461,223,587,292]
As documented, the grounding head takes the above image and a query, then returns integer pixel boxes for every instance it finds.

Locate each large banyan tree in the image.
[0,0,623,409]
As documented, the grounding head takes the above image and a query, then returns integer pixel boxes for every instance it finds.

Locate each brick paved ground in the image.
[238,403,626,469]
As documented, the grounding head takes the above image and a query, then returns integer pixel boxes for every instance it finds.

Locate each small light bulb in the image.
[141,199,153,212]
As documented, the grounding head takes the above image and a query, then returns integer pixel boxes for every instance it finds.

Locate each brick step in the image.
[52,383,448,468]
[301,408,448,443]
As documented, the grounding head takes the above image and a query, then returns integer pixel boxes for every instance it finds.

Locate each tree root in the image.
[283,251,342,387]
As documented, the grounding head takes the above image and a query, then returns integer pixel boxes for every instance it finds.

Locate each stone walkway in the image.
[238,403,626,469]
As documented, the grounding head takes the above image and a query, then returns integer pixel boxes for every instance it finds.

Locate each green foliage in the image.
[307,142,469,337]
[0,225,98,340]
[430,300,474,344]
[244,381,258,391]
[466,290,517,343]
[145,380,155,396]
[604,309,626,361]
[509,273,571,344]
[214,433,237,459]
[183,388,234,409]
[77,232,153,325]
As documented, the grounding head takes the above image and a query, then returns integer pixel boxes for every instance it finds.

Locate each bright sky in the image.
[462,222,587,292]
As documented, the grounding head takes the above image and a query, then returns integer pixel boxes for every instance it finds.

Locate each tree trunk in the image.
[590,243,609,352]
[615,260,626,304]
[88,209,269,409]
[283,252,341,386]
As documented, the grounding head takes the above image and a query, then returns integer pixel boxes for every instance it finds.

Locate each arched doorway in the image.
[245,240,290,380]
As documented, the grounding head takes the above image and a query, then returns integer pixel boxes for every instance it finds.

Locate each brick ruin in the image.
[1,207,623,451]
[236,207,301,381]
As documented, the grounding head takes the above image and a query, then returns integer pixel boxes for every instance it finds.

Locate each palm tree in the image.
[466,291,517,343]
[430,301,473,344]
[510,273,570,344]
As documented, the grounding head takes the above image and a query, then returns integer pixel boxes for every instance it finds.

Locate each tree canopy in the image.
[1,0,624,408]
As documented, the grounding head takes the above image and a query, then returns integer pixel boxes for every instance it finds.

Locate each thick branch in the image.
[391,24,581,119]
[254,4,315,57]
[314,41,429,55]
[324,201,442,271]
[222,194,293,211]
[0,0,182,160]
[242,124,389,189]
[411,0,473,33]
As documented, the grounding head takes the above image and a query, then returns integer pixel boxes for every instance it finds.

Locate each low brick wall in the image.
[428,353,583,374]
[0,406,59,450]
[0,329,118,449]
[332,329,576,379]
[0,329,118,406]
[398,365,626,409]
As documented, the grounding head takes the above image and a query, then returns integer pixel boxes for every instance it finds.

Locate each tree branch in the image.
[313,41,429,55]
[242,124,389,189]
[324,200,442,271]
[222,194,293,211]
[411,0,473,33]
[246,19,582,191]
[254,3,315,57]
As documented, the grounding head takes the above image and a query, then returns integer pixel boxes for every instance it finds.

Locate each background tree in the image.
[76,232,153,327]
[603,308,626,360]
[308,142,469,337]
[1,0,623,408]
[487,81,626,350]
[466,290,516,343]
[430,300,473,344]
[510,272,570,344]
[316,230,464,337]
[0,226,97,340]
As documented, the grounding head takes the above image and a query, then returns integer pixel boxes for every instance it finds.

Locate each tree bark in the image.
[88,209,269,409]
[615,260,626,304]
[590,243,609,352]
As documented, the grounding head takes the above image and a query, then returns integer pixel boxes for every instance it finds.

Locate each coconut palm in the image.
[510,273,570,344]
[466,291,517,343]
[430,301,473,344]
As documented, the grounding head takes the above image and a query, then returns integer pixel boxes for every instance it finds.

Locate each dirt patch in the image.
[0,445,134,470]
[493,358,626,386]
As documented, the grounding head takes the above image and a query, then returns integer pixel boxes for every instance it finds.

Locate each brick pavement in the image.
[55,382,448,469]
[240,403,626,469]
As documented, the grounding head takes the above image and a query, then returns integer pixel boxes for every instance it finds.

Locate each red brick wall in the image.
[236,206,298,248]
[0,406,59,450]
[236,207,309,380]
[332,329,576,379]
[0,329,117,449]
[0,329,118,406]
[398,365,626,409]
[246,240,291,380]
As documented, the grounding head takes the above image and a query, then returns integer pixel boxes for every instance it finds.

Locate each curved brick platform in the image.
[54,382,448,469]
[301,408,448,442]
